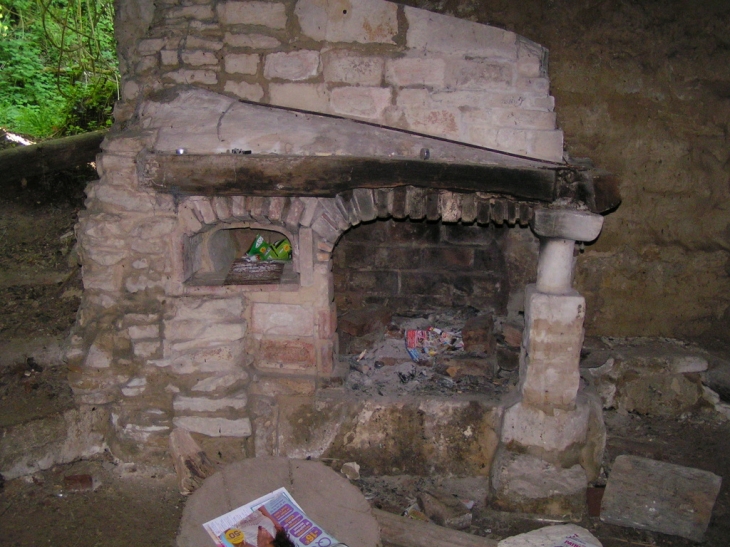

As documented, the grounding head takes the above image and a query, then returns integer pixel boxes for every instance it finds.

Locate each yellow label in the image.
[223,528,245,545]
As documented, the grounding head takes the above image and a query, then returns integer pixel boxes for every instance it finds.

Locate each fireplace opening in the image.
[183,224,297,287]
[332,218,538,397]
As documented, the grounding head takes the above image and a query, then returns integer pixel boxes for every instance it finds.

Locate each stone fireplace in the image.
[68,0,619,514]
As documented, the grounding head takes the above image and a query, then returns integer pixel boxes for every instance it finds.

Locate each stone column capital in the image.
[531,208,604,242]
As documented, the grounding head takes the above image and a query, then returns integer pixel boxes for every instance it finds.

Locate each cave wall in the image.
[113,0,730,344]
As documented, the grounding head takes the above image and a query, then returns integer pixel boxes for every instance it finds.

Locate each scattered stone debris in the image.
[417,490,473,530]
[341,461,361,481]
[600,455,722,542]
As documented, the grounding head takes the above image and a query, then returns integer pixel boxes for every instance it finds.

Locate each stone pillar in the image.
[492,208,606,517]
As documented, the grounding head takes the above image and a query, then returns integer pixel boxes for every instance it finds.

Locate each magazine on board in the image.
[202,487,344,547]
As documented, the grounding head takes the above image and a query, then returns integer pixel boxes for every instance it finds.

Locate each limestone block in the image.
[173,395,247,413]
[125,273,166,293]
[166,5,215,21]
[447,60,513,91]
[132,340,161,358]
[330,86,391,120]
[135,55,159,75]
[520,286,585,409]
[532,208,604,242]
[439,191,462,223]
[170,296,244,322]
[178,203,204,234]
[323,51,384,85]
[84,339,113,369]
[491,452,587,517]
[296,0,398,44]
[264,50,320,80]
[172,416,251,437]
[311,213,340,243]
[251,303,315,336]
[269,83,329,112]
[352,189,377,222]
[121,377,148,396]
[225,32,280,49]
[153,345,240,374]
[131,217,179,239]
[185,36,224,51]
[501,399,589,454]
[181,50,218,67]
[397,89,460,140]
[138,38,166,55]
[191,371,250,393]
[498,524,602,547]
[386,56,446,87]
[94,185,167,213]
[492,109,557,130]
[168,324,246,352]
[217,1,287,28]
[405,6,517,59]
[224,53,259,74]
[163,69,218,85]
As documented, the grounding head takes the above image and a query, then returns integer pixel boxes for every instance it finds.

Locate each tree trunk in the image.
[0,129,106,182]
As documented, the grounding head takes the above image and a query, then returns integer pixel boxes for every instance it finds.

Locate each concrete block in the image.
[217,1,287,28]
[251,303,315,336]
[386,57,446,87]
[269,83,329,112]
[224,32,280,49]
[520,286,585,409]
[224,53,259,74]
[405,6,517,59]
[296,0,397,44]
[330,86,391,120]
[172,416,251,437]
[264,50,320,81]
[323,51,384,85]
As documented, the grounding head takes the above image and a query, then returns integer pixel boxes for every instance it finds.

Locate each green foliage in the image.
[0,0,118,139]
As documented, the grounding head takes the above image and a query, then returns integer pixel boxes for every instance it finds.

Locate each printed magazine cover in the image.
[203,487,343,547]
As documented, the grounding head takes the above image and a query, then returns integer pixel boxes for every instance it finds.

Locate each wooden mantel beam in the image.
[140,152,559,203]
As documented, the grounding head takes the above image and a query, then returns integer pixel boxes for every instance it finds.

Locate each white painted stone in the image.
[217,1,287,29]
[323,51,384,85]
[173,395,247,413]
[84,246,127,266]
[121,423,170,443]
[532,208,604,242]
[181,50,218,67]
[269,83,329,112]
[330,86,391,120]
[386,57,446,87]
[224,53,259,74]
[125,274,166,293]
[224,33,280,49]
[296,0,398,44]
[501,399,590,453]
[264,50,320,81]
[132,259,149,269]
[251,303,314,336]
[498,524,602,547]
[163,69,218,85]
[121,377,148,397]
[128,324,160,340]
[405,6,517,59]
[536,238,575,294]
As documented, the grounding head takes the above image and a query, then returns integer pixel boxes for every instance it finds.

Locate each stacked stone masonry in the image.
[119,0,563,162]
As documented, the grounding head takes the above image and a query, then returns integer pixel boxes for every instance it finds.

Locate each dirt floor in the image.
[0,189,728,547]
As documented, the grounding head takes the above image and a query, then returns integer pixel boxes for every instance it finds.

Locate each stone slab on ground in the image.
[177,457,380,547]
[600,455,722,542]
[497,523,602,547]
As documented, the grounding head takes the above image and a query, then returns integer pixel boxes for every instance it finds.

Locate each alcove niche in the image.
[183,223,298,286]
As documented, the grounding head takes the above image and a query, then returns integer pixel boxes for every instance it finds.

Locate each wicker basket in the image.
[224,258,286,285]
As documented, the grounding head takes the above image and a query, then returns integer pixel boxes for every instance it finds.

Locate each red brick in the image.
[259,339,316,365]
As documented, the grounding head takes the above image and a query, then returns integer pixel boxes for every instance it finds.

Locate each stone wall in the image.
[386,0,730,345]
[115,0,562,161]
